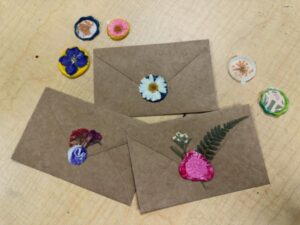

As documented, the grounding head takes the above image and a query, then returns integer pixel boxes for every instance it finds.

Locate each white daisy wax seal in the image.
[139,74,168,102]
[228,55,256,84]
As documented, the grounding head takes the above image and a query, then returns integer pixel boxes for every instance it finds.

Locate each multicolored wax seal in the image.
[58,47,90,79]
[107,18,130,40]
[259,88,289,117]
[139,74,168,102]
[68,145,88,166]
[67,128,102,165]
[228,55,256,84]
[74,16,100,41]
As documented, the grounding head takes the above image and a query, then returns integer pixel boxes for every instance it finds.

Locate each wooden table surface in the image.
[1,1,300,224]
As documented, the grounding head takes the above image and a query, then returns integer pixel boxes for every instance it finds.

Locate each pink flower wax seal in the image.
[179,150,214,182]
[107,18,130,40]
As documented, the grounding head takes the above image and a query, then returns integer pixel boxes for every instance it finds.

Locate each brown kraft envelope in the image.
[127,105,269,213]
[12,88,144,205]
[94,40,218,116]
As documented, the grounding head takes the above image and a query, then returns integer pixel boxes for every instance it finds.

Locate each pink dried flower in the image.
[87,130,102,145]
[69,128,102,147]
[179,150,214,182]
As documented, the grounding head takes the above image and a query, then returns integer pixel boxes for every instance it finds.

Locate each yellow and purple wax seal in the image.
[259,88,289,117]
[107,18,130,40]
[74,16,100,41]
[228,55,256,84]
[58,47,90,79]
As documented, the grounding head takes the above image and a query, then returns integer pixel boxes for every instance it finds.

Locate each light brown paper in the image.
[12,88,144,205]
[127,105,269,213]
[94,40,218,116]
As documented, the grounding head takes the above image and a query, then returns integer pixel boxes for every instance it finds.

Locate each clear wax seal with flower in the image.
[67,128,102,165]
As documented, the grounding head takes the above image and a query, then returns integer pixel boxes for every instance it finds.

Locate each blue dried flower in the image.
[58,47,89,77]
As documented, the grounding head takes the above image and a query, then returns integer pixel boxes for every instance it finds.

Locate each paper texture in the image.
[94,40,218,116]
[12,88,143,205]
[127,105,269,213]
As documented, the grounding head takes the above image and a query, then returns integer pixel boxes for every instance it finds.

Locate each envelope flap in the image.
[44,88,143,151]
[127,123,184,163]
[12,88,141,205]
[93,40,218,117]
[94,40,210,83]
[127,105,270,212]
[128,137,207,213]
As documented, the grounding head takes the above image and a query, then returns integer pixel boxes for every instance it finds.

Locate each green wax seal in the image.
[259,88,289,117]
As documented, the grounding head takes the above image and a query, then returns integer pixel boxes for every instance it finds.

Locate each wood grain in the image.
[1,0,299,224]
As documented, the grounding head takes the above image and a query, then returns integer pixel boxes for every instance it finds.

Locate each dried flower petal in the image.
[87,130,102,145]
[69,128,89,147]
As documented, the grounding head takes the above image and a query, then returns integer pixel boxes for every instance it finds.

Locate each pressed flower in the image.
[58,47,90,79]
[67,128,102,165]
[139,74,168,102]
[86,130,102,145]
[170,117,248,183]
[69,128,102,147]
[228,55,256,84]
[69,128,89,147]
[107,18,130,40]
[74,16,100,41]
[179,150,214,182]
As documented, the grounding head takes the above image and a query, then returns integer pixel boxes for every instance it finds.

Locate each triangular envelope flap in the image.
[12,93,67,169]
[126,106,248,164]
[128,138,207,213]
[94,40,210,83]
[44,88,144,151]
[12,88,139,205]
[127,105,269,212]
[127,125,182,163]
[169,50,217,108]
[145,104,267,171]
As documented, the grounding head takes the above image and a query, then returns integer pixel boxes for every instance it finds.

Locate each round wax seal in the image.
[68,145,88,165]
[228,55,256,84]
[259,88,289,117]
[107,18,130,40]
[58,47,90,79]
[138,74,168,102]
[74,16,100,41]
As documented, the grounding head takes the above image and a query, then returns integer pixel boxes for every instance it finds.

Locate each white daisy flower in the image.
[139,74,168,102]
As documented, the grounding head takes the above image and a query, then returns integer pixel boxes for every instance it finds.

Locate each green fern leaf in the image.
[196,116,249,161]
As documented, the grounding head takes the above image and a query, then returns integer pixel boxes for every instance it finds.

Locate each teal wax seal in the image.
[259,88,289,117]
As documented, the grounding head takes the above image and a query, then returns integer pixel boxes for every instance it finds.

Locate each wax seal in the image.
[67,145,88,165]
[67,128,102,165]
[74,16,100,41]
[58,47,90,79]
[259,88,289,117]
[107,18,130,40]
[228,55,256,84]
[138,74,168,102]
